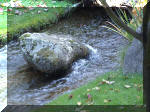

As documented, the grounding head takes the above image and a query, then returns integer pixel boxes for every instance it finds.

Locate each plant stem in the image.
[96,0,143,42]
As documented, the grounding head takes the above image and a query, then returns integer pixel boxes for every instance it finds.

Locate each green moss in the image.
[37,47,55,58]
[36,47,60,66]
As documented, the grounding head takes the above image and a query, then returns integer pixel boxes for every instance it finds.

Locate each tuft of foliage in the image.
[102,0,147,42]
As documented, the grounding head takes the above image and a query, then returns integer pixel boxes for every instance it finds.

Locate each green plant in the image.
[102,2,144,42]
[96,0,148,42]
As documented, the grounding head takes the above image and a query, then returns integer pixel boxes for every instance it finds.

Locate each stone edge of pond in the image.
[0,2,82,48]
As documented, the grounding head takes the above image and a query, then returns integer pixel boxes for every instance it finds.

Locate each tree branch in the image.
[96,0,143,42]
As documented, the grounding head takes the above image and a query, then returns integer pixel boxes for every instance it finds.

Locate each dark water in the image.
[1,7,129,106]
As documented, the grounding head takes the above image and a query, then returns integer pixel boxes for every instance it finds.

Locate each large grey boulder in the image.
[123,38,143,75]
[19,32,89,74]
[123,27,143,75]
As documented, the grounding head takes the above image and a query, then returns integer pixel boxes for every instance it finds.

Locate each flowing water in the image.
[0,7,129,108]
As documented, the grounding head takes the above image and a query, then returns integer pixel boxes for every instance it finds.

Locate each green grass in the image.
[0,7,7,44]
[0,0,74,45]
[0,0,73,7]
[47,70,143,105]
[7,7,67,41]
[19,0,72,7]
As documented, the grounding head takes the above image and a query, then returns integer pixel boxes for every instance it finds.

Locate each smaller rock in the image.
[123,26,143,75]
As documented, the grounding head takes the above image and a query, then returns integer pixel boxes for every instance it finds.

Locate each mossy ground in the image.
[0,0,74,46]
[7,7,67,41]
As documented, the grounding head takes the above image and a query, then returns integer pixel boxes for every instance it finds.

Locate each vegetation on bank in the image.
[104,0,147,42]
[0,7,7,45]
[47,70,143,105]
[7,7,67,41]
[0,0,75,46]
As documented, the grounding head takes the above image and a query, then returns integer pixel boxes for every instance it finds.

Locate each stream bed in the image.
[1,7,129,107]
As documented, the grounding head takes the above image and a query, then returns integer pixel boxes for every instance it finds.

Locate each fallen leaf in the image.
[87,101,94,105]
[138,84,143,88]
[99,81,106,85]
[69,94,73,99]
[92,87,100,90]
[108,81,115,85]
[102,79,115,85]
[87,89,91,92]
[104,99,111,103]
[134,84,137,87]
[77,102,82,105]
[124,85,131,88]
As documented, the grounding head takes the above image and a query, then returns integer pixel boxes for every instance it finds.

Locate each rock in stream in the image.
[19,32,89,75]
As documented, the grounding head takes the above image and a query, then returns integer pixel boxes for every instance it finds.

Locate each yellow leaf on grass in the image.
[104,99,111,103]
[77,102,82,105]
[87,89,91,92]
[124,85,131,88]
[92,87,100,90]
[102,79,115,85]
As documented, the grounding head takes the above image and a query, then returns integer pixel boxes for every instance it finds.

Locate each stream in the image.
[0,7,129,108]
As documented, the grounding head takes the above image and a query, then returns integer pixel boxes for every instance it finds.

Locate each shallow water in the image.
[0,7,129,106]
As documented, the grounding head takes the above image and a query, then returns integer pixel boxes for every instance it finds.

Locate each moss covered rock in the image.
[19,32,89,75]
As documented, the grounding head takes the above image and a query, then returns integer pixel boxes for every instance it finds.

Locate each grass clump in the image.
[103,0,147,42]
[47,70,143,105]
